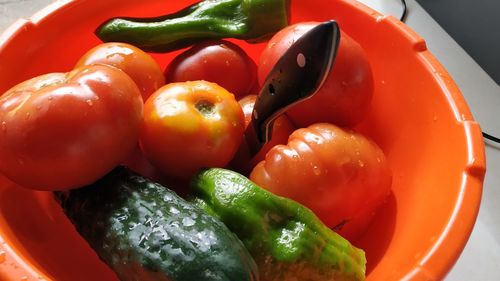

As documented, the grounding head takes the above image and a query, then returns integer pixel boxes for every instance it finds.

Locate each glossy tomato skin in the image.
[239,94,258,128]
[76,42,165,100]
[230,94,296,175]
[250,123,391,241]
[140,81,245,180]
[259,22,374,128]
[0,64,144,190]
[165,40,257,98]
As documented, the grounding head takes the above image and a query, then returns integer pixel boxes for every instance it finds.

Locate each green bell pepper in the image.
[96,0,290,52]
[190,168,366,281]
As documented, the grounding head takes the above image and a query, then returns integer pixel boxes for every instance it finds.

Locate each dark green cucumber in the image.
[56,167,258,281]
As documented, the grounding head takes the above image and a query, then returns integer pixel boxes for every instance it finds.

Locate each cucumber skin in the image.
[57,167,258,281]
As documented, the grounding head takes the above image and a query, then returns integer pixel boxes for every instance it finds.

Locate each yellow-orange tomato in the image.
[140,81,245,180]
[76,42,165,100]
[250,123,392,241]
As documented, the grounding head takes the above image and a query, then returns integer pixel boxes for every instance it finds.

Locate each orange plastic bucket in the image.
[0,0,485,280]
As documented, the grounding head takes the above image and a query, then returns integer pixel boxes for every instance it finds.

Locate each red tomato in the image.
[239,94,258,128]
[250,123,392,241]
[122,146,159,180]
[76,42,165,100]
[140,81,245,180]
[230,94,296,175]
[258,22,374,128]
[0,64,144,190]
[165,40,257,98]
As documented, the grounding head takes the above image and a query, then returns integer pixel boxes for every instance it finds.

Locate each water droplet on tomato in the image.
[25,112,30,120]
[20,276,28,281]
[312,166,321,176]
[0,251,6,264]
[358,160,365,167]
[86,99,93,106]
[1,121,6,132]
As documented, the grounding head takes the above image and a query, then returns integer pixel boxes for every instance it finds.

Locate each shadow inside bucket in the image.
[0,181,118,281]
[355,191,397,275]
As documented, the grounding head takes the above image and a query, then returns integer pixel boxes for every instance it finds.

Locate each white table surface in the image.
[1,0,499,280]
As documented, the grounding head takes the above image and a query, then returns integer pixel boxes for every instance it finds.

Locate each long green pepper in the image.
[190,168,366,281]
[96,0,290,52]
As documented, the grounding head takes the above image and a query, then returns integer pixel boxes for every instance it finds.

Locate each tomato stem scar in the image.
[195,99,215,116]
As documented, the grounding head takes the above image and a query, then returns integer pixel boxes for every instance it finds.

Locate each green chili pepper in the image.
[190,168,366,281]
[96,0,290,52]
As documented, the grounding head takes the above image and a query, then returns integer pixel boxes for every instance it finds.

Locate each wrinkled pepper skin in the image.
[57,167,259,281]
[190,168,366,281]
[96,0,290,52]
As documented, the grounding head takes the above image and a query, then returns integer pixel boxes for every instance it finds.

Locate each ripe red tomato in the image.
[258,22,374,128]
[229,94,296,175]
[165,40,257,98]
[140,81,245,180]
[76,42,165,100]
[0,64,144,190]
[239,94,258,128]
[250,123,392,241]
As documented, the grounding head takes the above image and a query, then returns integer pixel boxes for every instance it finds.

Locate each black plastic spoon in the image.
[246,20,341,154]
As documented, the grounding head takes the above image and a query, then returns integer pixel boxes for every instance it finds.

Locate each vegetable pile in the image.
[0,0,393,280]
